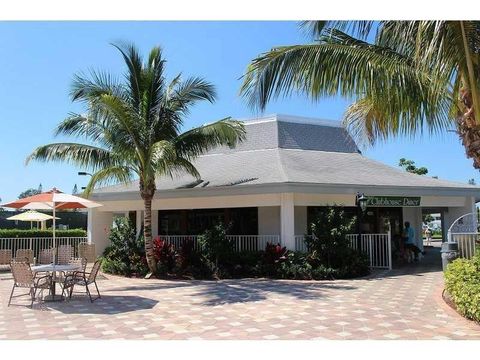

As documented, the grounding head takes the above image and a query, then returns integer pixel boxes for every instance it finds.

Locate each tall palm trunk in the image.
[140,179,157,274]
[457,88,480,169]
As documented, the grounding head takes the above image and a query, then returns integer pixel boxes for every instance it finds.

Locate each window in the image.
[158,208,258,235]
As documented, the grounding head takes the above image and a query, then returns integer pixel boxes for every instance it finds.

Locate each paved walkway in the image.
[1,246,479,340]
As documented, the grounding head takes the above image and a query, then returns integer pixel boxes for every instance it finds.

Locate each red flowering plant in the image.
[153,236,177,274]
[263,242,288,265]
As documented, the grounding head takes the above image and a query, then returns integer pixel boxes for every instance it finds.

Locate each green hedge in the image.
[0,229,87,238]
[444,251,480,322]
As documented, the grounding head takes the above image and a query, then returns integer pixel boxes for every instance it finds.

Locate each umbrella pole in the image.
[53,206,56,265]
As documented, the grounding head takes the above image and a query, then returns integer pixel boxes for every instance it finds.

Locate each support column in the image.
[87,209,93,244]
[88,208,113,256]
[281,193,295,250]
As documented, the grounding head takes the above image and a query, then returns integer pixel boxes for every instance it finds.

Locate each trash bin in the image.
[441,242,459,271]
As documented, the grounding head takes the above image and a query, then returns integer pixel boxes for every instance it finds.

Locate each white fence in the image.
[295,233,392,270]
[0,237,88,265]
[449,233,479,259]
[229,235,279,252]
[160,235,280,252]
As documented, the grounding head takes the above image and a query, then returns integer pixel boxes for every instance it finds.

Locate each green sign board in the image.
[366,196,421,207]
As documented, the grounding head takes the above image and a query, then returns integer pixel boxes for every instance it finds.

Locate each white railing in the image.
[347,234,359,250]
[0,237,88,265]
[160,234,280,252]
[295,235,308,252]
[227,235,280,252]
[450,233,479,259]
[295,233,392,270]
[158,235,200,250]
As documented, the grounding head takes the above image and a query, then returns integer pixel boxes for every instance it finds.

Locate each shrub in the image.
[222,251,263,278]
[102,217,148,277]
[335,248,370,278]
[277,252,313,280]
[263,242,288,265]
[304,205,356,269]
[153,236,177,275]
[197,223,234,276]
[177,238,198,269]
[444,251,480,322]
[0,228,87,238]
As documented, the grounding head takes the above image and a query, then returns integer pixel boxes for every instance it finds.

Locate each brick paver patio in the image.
[1,245,479,340]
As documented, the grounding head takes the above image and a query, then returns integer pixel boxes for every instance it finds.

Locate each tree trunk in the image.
[140,179,157,274]
[143,195,157,273]
[457,88,480,169]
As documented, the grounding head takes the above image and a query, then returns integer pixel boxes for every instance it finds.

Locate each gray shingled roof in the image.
[93,114,479,195]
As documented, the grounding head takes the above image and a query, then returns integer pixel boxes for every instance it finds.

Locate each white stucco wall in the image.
[258,206,280,235]
[88,209,113,256]
[443,196,476,237]
[402,207,423,251]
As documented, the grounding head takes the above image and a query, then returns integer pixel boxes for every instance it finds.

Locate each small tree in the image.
[398,158,428,175]
[423,214,435,224]
[304,206,356,268]
[18,188,41,199]
[102,217,147,276]
[197,222,234,276]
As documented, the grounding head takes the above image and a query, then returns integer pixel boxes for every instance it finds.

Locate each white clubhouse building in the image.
[88,114,479,265]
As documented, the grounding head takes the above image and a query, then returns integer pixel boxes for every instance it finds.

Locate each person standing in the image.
[403,221,421,262]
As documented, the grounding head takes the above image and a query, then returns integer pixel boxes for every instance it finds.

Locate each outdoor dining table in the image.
[31,264,81,302]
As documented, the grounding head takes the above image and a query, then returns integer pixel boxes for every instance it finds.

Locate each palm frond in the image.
[111,42,144,111]
[344,91,452,147]
[300,21,376,40]
[241,28,437,110]
[175,118,246,159]
[70,69,124,103]
[167,76,217,114]
[83,166,135,196]
[155,156,201,180]
[26,143,119,171]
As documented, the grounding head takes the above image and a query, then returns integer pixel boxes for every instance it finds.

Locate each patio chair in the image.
[38,248,54,265]
[57,245,73,265]
[63,258,103,303]
[0,249,12,266]
[59,257,87,296]
[8,258,51,308]
[78,242,96,263]
[15,249,34,264]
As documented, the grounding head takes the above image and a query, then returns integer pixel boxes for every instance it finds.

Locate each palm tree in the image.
[27,43,246,273]
[241,21,480,168]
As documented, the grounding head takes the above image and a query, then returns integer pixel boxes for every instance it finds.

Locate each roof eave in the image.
[90,182,480,202]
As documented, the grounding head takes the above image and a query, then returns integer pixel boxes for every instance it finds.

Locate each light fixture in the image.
[356,192,368,213]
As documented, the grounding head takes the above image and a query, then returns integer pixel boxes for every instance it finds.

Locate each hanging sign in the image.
[366,196,421,207]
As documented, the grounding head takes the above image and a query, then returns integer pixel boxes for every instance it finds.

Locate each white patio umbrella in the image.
[1,188,102,263]
[7,210,60,229]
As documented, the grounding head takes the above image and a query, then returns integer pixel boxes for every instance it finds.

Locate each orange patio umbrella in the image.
[1,188,102,263]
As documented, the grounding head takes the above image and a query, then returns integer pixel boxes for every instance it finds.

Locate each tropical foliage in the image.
[100,215,369,280]
[102,217,148,277]
[27,42,246,273]
[444,250,480,322]
[398,158,428,175]
[304,206,369,274]
[241,21,480,169]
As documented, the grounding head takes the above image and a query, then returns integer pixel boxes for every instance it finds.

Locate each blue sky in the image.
[0,21,477,202]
